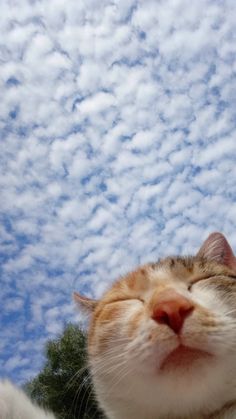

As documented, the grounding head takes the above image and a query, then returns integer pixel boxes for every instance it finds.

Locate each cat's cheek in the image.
[89,300,144,356]
[183,285,236,357]
[126,310,144,339]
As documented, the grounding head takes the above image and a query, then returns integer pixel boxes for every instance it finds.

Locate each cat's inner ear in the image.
[197,232,236,271]
[73,292,97,312]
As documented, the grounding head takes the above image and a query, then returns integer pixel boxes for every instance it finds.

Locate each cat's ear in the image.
[73,291,97,313]
[197,232,236,271]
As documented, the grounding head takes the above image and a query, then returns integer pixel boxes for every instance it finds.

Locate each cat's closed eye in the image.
[123,297,145,304]
[187,276,218,291]
[188,274,236,291]
[106,297,145,305]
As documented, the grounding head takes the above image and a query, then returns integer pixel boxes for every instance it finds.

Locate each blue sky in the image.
[1,0,236,384]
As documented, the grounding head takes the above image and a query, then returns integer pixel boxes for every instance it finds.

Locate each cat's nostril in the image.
[151,291,194,334]
[155,311,170,326]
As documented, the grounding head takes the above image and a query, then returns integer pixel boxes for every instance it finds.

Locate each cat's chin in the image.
[159,344,213,373]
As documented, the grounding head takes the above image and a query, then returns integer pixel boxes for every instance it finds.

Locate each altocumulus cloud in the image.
[0,0,236,383]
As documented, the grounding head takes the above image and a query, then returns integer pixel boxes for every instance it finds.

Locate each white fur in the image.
[0,380,56,419]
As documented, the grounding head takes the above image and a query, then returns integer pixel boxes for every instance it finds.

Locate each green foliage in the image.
[25,323,103,419]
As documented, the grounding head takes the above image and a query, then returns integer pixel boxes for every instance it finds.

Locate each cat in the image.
[0,380,56,419]
[74,232,236,419]
[2,232,236,419]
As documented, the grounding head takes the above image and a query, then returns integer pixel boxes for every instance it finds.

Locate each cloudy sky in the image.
[1,0,236,384]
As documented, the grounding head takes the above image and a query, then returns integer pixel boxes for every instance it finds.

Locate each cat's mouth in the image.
[160,344,213,372]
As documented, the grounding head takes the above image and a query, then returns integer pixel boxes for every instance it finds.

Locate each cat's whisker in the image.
[75,358,132,418]
[72,372,93,419]
[65,364,90,391]
[76,374,92,419]
[84,385,96,419]
[225,308,236,316]
[100,362,137,399]
[91,358,130,378]
[82,366,128,416]
[91,347,133,366]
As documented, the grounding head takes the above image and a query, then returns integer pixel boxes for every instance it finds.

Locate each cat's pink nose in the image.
[152,290,194,334]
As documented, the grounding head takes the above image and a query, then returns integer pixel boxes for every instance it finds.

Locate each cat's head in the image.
[74,233,236,418]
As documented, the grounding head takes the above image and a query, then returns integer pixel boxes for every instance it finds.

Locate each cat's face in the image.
[75,233,236,419]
